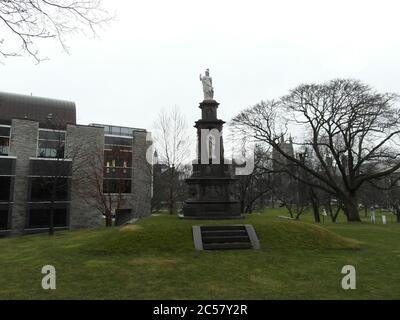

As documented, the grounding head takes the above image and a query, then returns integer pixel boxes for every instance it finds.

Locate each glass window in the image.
[103,132,133,190]
[105,136,132,146]
[102,125,134,137]
[104,147,132,168]
[104,137,133,181]
[38,140,65,158]
[111,127,121,136]
[0,127,10,137]
[39,130,66,141]
[0,177,11,202]
[30,178,69,202]
[0,210,8,230]
[0,126,11,156]
[28,208,68,228]
[37,129,66,159]
[0,137,10,156]
[120,127,132,136]
[103,179,132,194]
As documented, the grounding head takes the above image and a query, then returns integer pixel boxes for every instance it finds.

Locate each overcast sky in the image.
[2,0,400,134]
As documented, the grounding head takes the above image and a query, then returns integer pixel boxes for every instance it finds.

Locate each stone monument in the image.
[181,69,241,219]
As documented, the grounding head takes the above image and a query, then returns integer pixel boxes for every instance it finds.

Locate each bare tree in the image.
[235,144,273,213]
[77,143,140,227]
[383,175,400,222]
[367,174,400,223]
[76,144,113,227]
[270,164,308,220]
[389,188,400,223]
[153,107,192,214]
[152,162,189,213]
[0,0,111,63]
[232,79,400,222]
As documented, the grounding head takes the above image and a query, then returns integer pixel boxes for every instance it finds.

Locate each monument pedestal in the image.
[182,99,241,220]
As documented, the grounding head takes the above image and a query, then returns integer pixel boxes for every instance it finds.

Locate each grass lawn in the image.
[0,209,399,300]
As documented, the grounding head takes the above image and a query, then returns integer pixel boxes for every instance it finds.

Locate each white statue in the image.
[200,68,214,100]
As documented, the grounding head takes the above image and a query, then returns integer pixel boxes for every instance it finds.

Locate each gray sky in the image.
[2,0,400,133]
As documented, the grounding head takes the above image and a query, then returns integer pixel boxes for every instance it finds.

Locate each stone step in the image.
[182,215,243,220]
[180,215,243,220]
[201,230,248,237]
[192,224,260,251]
[202,235,250,244]
[203,242,253,250]
[201,225,246,231]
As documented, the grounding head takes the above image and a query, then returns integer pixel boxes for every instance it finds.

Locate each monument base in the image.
[181,170,241,220]
[181,95,242,220]
[181,201,242,220]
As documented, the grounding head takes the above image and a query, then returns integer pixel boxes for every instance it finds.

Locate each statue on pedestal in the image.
[182,69,241,220]
[200,68,214,100]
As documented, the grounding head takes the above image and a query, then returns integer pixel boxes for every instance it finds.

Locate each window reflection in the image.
[0,126,11,156]
[37,129,66,159]
[103,135,133,194]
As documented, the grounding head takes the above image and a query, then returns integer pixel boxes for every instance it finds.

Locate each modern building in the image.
[0,91,152,236]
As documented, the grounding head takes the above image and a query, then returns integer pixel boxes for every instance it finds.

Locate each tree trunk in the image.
[344,194,361,222]
[332,207,341,223]
[105,209,113,227]
[285,204,294,219]
[240,198,246,214]
[310,190,320,223]
[168,167,176,215]
[169,185,175,215]
[49,187,56,236]
[49,204,55,236]
[326,202,340,223]
[245,203,254,214]
[312,201,320,223]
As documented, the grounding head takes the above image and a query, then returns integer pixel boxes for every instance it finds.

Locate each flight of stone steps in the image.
[192,225,260,250]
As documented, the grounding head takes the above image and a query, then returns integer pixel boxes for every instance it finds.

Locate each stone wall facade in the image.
[67,124,104,229]
[10,119,39,234]
[131,130,152,218]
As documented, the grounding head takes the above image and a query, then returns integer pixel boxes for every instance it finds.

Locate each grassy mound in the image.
[253,217,362,250]
[73,214,361,256]
[2,213,399,300]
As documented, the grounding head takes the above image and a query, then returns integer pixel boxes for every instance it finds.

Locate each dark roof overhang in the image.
[0,91,76,129]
